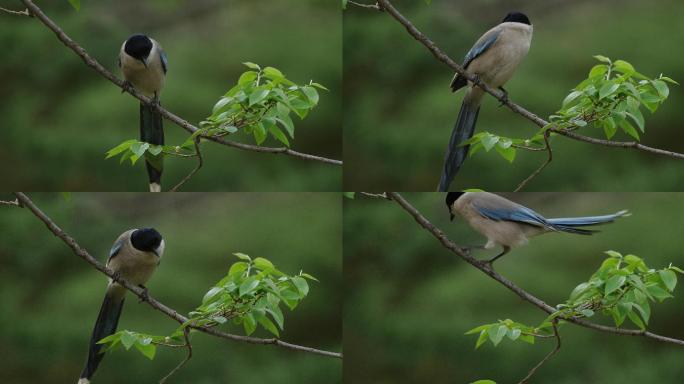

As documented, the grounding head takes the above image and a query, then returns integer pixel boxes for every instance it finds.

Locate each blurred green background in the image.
[0,192,341,383]
[0,0,341,191]
[344,0,684,191]
[344,193,684,383]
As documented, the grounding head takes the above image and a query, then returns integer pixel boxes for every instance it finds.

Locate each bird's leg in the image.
[497,87,509,107]
[138,285,150,303]
[485,245,511,264]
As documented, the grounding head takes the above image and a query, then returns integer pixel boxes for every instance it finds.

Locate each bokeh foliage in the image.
[344,193,684,383]
[0,0,341,191]
[343,0,684,191]
[0,192,341,383]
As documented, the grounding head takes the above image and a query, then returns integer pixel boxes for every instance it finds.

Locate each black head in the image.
[502,12,531,25]
[124,34,153,62]
[131,227,162,254]
[445,192,465,221]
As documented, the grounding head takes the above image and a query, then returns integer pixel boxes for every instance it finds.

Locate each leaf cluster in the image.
[200,63,326,147]
[96,253,317,360]
[466,251,683,348]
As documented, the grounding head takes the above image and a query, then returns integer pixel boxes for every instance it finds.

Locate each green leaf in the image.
[268,124,290,147]
[465,324,491,335]
[588,64,608,78]
[249,87,270,106]
[646,284,673,301]
[202,287,223,303]
[343,192,355,199]
[475,330,488,349]
[580,309,595,317]
[659,269,677,291]
[228,261,248,277]
[302,86,320,105]
[291,276,309,297]
[518,334,535,344]
[253,257,274,271]
[234,252,251,261]
[495,143,516,163]
[562,90,583,107]
[627,309,646,330]
[263,67,284,80]
[594,55,611,63]
[507,328,521,341]
[604,275,626,295]
[488,325,507,346]
[480,133,499,151]
[238,71,258,85]
[120,331,137,349]
[243,62,261,70]
[256,314,280,337]
[239,277,260,297]
[651,80,669,98]
[106,139,137,159]
[602,117,617,139]
[135,340,156,360]
[613,60,635,75]
[68,0,81,11]
[617,118,640,140]
[243,313,257,335]
[253,122,267,145]
[599,82,619,99]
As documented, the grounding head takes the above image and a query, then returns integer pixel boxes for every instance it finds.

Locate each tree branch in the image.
[514,130,553,192]
[169,139,203,192]
[159,328,193,384]
[372,0,684,171]
[0,199,21,207]
[18,0,342,166]
[517,320,561,384]
[348,1,381,11]
[0,5,30,16]
[385,192,684,346]
[13,192,342,359]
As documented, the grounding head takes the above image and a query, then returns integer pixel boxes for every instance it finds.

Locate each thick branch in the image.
[386,192,684,346]
[14,192,342,359]
[374,0,684,160]
[19,0,341,166]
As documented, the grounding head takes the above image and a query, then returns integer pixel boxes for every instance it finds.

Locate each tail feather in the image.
[79,291,125,382]
[438,99,480,192]
[140,102,164,192]
[547,210,630,227]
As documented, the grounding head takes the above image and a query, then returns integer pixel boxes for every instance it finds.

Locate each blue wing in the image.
[160,50,168,74]
[462,30,501,69]
[109,238,124,261]
[474,204,550,228]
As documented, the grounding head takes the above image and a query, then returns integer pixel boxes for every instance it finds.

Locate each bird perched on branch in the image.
[119,34,168,192]
[78,228,164,384]
[439,12,533,191]
[445,192,629,264]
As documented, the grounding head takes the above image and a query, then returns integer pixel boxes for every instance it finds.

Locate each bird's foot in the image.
[111,270,122,283]
[138,285,150,303]
[497,87,509,107]
[121,80,133,94]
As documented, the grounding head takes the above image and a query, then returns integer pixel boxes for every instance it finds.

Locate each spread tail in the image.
[547,210,630,235]
[438,98,480,191]
[79,290,125,383]
[140,102,164,192]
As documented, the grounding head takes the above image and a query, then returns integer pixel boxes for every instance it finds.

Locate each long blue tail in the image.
[79,290,125,382]
[547,210,630,234]
[438,98,480,192]
[140,102,164,192]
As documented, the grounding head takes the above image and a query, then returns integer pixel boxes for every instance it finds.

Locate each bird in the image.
[77,228,164,384]
[119,34,168,192]
[438,12,533,192]
[445,192,629,264]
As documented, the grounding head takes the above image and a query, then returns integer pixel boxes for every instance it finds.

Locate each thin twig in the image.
[517,321,561,384]
[18,0,342,166]
[385,192,684,346]
[358,192,390,199]
[372,0,684,164]
[159,328,193,384]
[169,139,203,192]
[514,130,553,191]
[0,6,30,16]
[348,1,381,10]
[14,192,343,359]
[0,199,21,207]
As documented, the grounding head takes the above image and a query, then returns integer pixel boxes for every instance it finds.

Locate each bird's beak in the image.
[140,59,148,68]
[152,249,159,257]
[450,213,455,222]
